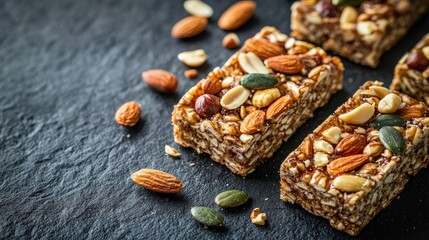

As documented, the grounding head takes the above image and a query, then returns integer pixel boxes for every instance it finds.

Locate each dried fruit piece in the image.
[195,94,221,119]
[327,154,369,176]
[252,88,281,108]
[171,16,208,39]
[243,38,286,60]
[314,0,338,17]
[240,110,265,134]
[266,96,293,120]
[332,175,369,192]
[339,103,375,125]
[220,85,251,110]
[115,101,141,127]
[191,207,225,227]
[238,52,269,74]
[165,145,181,158]
[406,50,429,71]
[142,69,178,93]
[240,73,278,89]
[183,0,213,18]
[265,55,304,74]
[178,49,208,68]
[131,169,184,193]
[379,126,405,155]
[215,190,249,208]
[370,115,406,129]
[250,208,267,226]
[378,93,402,114]
[335,134,367,156]
[218,1,256,30]
[222,33,240,49]
[184,69,198,79]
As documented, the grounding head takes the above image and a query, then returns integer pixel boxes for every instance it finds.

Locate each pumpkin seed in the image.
[379,126,405,155]
[370,115,406,129]
[215,190,249,208]
[191,206,225,227]
[240,73,278,90]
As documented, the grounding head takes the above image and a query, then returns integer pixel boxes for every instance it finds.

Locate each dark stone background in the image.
[1,0,428,239]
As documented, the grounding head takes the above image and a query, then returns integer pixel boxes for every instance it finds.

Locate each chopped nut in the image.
[314,140,334,154]
[322,126,342,144]
[339,103,375,125]
[221,77,235,89]
[178,49,208,67]
[250,208,267,226]
[184,69,198,79]
[340,6,357,26]
[357,21,377,35]
[314,152,329,167]
[252,88,281,108]
[222,33,241,49]
[165,145,181,157]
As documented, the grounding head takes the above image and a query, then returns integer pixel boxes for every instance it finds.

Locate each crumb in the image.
[226,183,229,187]
[265,198,268,201]
[190,162,196,167]
[348,78,353,83]
[126,134,130,138]
[184,69,198,79]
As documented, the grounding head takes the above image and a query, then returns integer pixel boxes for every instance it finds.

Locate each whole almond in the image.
[131,168,184,193]
[240,110,265,134]
[115,101,141,127]
[218,1,256,30]
[243,38,286,60]
[222,33,240,49]
[301,136,313,158]
[142,69,178,92]
[202,78,222,95]
[266,55,304,74]
[335,134,367,156]
[266,95,293,120]
[171,16,208,39]
[396,107,425,120]
[327,154,369,176]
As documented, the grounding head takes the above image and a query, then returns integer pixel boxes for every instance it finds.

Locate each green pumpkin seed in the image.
[379,126,405,155]
[332,0,364,6]
[369,115,406,129]
[215,190,249,208]
[240,73,278,90]
[191,206,225,227]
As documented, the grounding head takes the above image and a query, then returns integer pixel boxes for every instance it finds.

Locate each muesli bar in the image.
[172,27,344,176]
[280,81,429,235]
[391,34,429,105]
[291,0,429,67]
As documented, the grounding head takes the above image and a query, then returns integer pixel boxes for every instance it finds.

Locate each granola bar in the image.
[280,81,429,235]
[291,0,429,67]
[391,34,429,105]
[172,27,344,176]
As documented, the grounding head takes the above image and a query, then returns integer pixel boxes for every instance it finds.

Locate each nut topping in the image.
[406,49,429,71]
[243,38,286,60]
[339,103,375,125]
[327,154,369,176]
[202,78,222,95]
[238,52,269,74]
[378,93,402,114]
[314,140,334,154]
[195,94,221,119]
[240,110,265,134]
[332,175,369,193]
[368,86,390,98]
[322,126,342,144]
[266,96,293,120]
[265,55,304,74]
[220,85,251,110]
[252,88,281,108]
[335,134,367,156]
[396,107,425,119]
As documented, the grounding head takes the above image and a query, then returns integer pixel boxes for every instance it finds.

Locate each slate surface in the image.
[1,0,428,239]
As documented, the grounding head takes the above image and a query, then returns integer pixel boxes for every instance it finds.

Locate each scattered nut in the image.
[142,69,178,92]
[183,0,213,18]
[184,69,198,79]
[165,145,181,157]
[178,49,208,68]
[115,101,141,127]
[218,1,256,30]
[171,16,208,39]
[339,103,375,125]
[250,208,267,226]
[195,94,222,118]
[131,168,184,193]
[222,33,240,49]
[378,93,402,113]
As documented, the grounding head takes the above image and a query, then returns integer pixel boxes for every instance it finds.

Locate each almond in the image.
[301,136,313,158]
[396,107,425,120]
[243,38,286,60]
[218,1,256,30]
[222,33,240,49]
[265,55,303,74]
[202,78,222,95]
[142,69,178,92]
[266,95,293,120]
[171,16,208,39]
[327,154,369,176]
[240,110,265,134]
[335,134,367,156]
[115,101,141,127]
[131,168,184,193]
